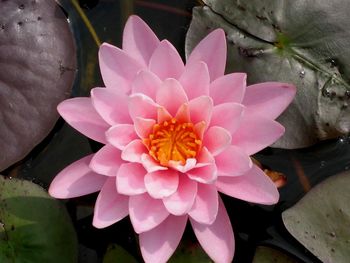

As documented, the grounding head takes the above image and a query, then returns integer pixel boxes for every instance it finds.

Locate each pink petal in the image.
[191,197,234,263]
[57,98,109,144]
[196,147,214,166]
[216,164,279,205]
[179,61,210,100]
[210,103,245,134]
[141,154,168,173]
[91,88,131,125]
[188,184,218,224]
[175,103,190,123]
[242,82,296,120]
[106,124,137,150]
[203,126,232,156]
[188,96,213,125]
[157,107,172,123]
[215,145,252,176]
[163,174,198,215]
[231,114,285,155]
[134,117,156,139]
[89,144,123,176]
[49,155,107,199]
[149,40,184,80]
[140,215,187,263]
[116,163,147,195]
[187,29,226,81]
[92,177,129,228]
[121,139,147,163]
[168,158,197,173]
[131,70,162,100]
[144,170,179,199]
[129,193,169,233]
[209,73,247,105]
[156,78,188,116]
[128,94,158,121]
[194,121,206,140]
[122,15,160,66]
[99,43,143,93]
[186,163,217,184]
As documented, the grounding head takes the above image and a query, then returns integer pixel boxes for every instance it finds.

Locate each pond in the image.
[1,0,350,262]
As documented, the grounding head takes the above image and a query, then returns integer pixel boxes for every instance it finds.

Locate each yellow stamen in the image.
[143,118,201,166]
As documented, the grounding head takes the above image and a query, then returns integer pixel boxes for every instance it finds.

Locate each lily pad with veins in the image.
[186,0,350,148]
[0,0,76,171]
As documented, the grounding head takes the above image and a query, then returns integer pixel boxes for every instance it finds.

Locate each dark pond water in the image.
[3,0,350,262]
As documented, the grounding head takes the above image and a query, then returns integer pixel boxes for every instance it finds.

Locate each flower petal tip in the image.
[48,185,63,199]
[92,219,106,229]
[209,28,226,40]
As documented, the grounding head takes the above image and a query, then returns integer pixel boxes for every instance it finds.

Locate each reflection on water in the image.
[256,137,350,209]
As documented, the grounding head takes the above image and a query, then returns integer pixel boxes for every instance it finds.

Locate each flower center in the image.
[143,118,202,166]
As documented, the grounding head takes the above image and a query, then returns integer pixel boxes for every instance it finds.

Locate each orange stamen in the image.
[143,118,201,166]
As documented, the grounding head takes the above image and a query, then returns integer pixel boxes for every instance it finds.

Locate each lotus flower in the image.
[49,15,296,263]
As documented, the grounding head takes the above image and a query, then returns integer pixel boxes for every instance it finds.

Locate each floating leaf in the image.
[169,240,212,263]
[186,0,350,148]
[282,171,350,262]
[252,246,301,263]
[79,244,99,263]
[103,244,137,263]
[0,176,78,262]
[0,0,76,171]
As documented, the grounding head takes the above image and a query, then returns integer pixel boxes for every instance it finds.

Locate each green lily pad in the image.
[282,171,350,262]
[252,246,301,263]
[168,240,212,263]
[0,0,76,171]
[0,176,78,262]
[186,0,350,149]
[103,244,137,263]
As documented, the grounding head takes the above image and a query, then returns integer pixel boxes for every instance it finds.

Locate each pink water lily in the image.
[49,15,296,263]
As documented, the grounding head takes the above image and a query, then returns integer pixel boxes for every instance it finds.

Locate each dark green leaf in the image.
[0,176,78,262]
[253,246,301,263]
[169,240,212,263]
[103,244,137,263]
[186,1,350,148]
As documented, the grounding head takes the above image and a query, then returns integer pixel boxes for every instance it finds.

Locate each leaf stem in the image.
[70,0,101,47]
